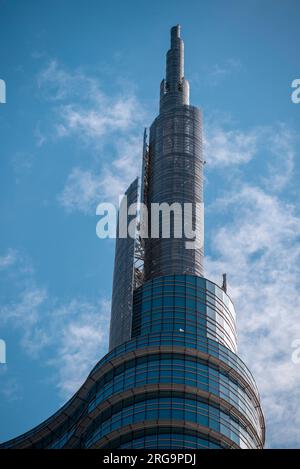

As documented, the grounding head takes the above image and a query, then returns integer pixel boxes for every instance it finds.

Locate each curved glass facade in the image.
[87,353,260,433]
[84,392,257,448]
[132,275,237,352]
[0,275,265,450]
[117,429,228,449]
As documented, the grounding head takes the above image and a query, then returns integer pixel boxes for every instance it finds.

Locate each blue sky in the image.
[0,0,300,448]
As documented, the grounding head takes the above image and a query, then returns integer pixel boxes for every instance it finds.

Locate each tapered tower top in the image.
[171,24,180,41]
[160,25,190,112]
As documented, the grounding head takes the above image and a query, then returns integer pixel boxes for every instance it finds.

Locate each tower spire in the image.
[166,24,184,88]
[160,25,190,112]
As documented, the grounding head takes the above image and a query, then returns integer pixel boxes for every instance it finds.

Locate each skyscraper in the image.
[0,25,265,450]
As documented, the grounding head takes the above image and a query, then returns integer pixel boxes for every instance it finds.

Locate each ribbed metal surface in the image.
[144,26,204,280]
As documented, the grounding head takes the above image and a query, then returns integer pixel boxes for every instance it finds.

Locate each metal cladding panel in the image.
[108,178,138,351]
[144,25,204,281]
[144,104,204,280]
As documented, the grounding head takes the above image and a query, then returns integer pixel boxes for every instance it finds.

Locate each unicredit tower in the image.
[1,25,265,449]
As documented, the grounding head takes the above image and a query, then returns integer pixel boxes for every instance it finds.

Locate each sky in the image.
[0,0,300,448]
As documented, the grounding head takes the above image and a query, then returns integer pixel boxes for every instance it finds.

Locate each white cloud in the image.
[191,58,242,87]
[48,299,110,396]
[38,60,144,142]
[58,168,103,214]
[34,125,46,147]
[204,122,297,191]
[37,59,103,103]
[0,375,22,402]
[0,249,17,269]
[0,286,47,327]
[261,123,296,192]
[206,181,300,447]
[207,59,242,85]
[57,95,140,141]
[58,134,142,213]
[0,253,110,399]
[37,60,146,214]
[204,125,258,166]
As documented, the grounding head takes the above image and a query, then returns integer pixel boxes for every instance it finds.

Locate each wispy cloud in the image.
[58,134,142,213]
[261,123,296,192]
[205,121,297,194]
[0,253,110,399]
[34,124,46,147]
[206,131,300,447]
[47,299,110,396]
[0,372,22,403]
[192,58,242,87]
[58,168,103,214]
[56,96,140,140]
[0,249,17,269]
[37,59,102,103]
[37,59,144,142]
[1,286,47,326]
[207,59,242,85]
[37,60,146,213]
[204,125,258,166]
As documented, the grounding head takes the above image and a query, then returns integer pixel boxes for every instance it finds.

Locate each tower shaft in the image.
[144,25,204,281]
